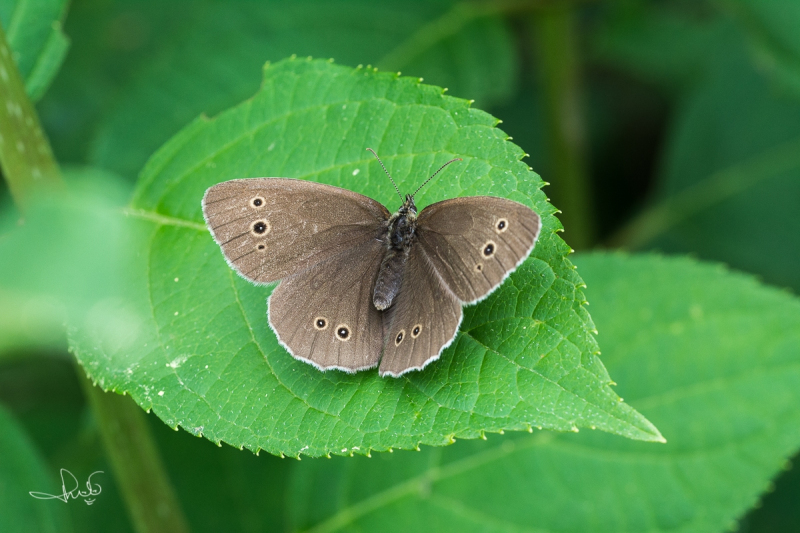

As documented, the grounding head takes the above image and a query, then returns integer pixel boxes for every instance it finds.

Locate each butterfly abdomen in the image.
[373,250,407,311]
[373,197,418,311]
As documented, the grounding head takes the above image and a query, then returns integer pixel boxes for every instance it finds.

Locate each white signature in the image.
[29,469,104,505]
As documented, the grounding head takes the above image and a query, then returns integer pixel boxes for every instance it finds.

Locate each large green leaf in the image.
[649,27,800,291]
[0,404,71,533]
[595,8,800,291]
[68,57,662,458]
[0,0,69,100]
[724,0,800,98]
[286,253,800,532]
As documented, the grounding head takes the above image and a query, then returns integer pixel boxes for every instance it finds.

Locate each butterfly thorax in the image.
[373,194,417,311]
[387,194,418,251]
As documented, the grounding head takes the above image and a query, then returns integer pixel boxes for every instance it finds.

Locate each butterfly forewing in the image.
[416,196,541,303]
[202,178,390,283]
[379,246,462,377]
[268,239,386,372]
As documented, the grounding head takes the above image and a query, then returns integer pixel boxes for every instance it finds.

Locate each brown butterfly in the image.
[202,149,540,377]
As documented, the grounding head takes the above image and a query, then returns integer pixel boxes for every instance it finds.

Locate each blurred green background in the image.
[2,0,800,531]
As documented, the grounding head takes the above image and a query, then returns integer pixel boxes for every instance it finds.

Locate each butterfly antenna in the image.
[411,157,462,198]
[366,148,403,202]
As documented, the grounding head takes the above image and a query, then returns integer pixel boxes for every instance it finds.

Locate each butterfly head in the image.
[400,194,417,216]
[366,148,462,209]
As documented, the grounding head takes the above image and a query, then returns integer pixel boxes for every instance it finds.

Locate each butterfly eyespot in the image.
[395,330,405,346]
[250,196,265,208]
[482,240,497,258]
[336,324,351,340]
[314,317,328,330]
[251,219,270,235]
[475,263,483,272]
[411,325,422,338]
[495,218,508,233]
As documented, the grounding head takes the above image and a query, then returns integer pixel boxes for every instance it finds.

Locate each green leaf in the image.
[596,7,800,292]
[78,0,517,179]
[649,27,800,291]
[0,167,136,355]
[591,6,720,92]
[0,0,70,101]
[724,0,800,98]
[0,404,71,533]
[68,57,661,458]
[286,252,800,533]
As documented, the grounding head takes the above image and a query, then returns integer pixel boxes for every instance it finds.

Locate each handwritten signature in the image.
[29,469,104,505]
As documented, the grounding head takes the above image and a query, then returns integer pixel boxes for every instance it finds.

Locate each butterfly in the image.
[202,149,540,377]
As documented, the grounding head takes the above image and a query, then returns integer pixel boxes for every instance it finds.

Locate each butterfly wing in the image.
[202,178,390,283]
[415,196,540,303]
[379,246,462,377]
[268,238,386,372]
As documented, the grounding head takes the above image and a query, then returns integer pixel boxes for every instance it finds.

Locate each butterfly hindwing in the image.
[415,196,541,303]
[379,246,462,377]
[268,238,386,372]
[202,178,390,283]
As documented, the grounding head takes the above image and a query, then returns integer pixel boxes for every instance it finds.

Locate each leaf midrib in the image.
[301,411,794,533]
[301,433,554,533]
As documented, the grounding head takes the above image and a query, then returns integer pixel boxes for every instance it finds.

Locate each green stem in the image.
[606,137,800,249]
[0,24,189,533]
[80,372,191,533]
[0,23,62,208]
[529,4,594,249]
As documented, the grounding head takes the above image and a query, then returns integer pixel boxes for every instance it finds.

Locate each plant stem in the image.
[80,373,191,533]
[0,23,62,208]
[0,24,189,533]
[529,3,594,249]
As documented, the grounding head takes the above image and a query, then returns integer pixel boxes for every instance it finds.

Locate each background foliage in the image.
[2,0,800,531]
